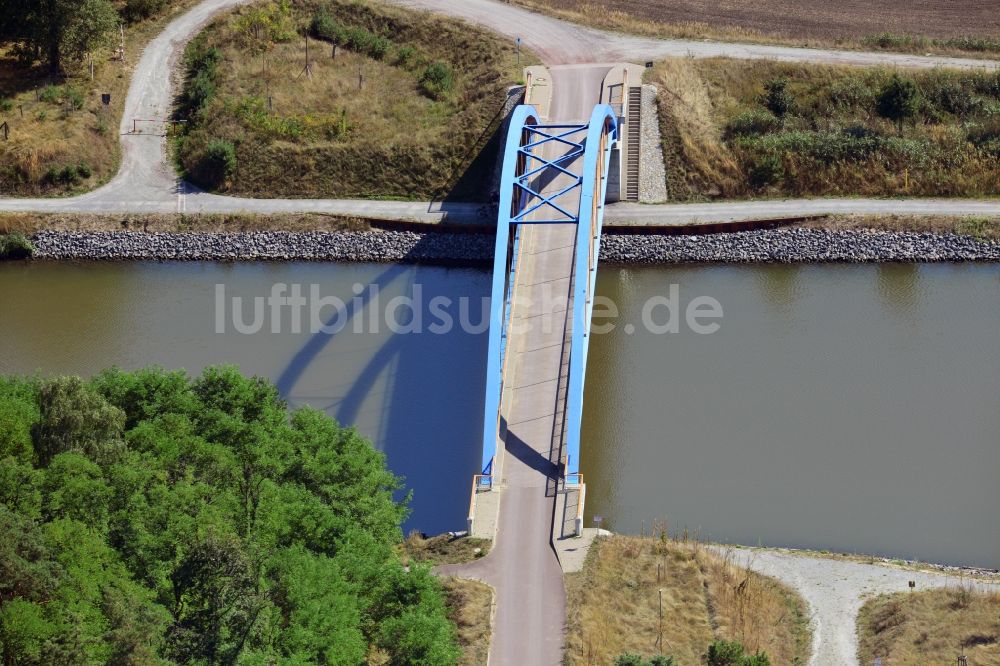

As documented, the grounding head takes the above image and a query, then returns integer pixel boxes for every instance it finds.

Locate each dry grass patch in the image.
[176,0,533,201]
[399,531,491,567]
[649,59,1000,201]
[858,586,1000,665]
[565,535,811,665]
[440,578,493,666]
[0,0,201,196]
[510,0,1000,58]
[0,211,370,234]
[797,215,1000,241]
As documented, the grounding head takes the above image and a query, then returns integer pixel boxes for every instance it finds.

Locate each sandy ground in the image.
[725,547,1000,666]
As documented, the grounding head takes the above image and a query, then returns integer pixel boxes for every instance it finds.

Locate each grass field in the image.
[651,59,1000,201]
[857,586,1000,665]
[565,535,811,665]
[512,0,1000,58]
[176,0,531,201]
[0,0,200,196]
[441,578,493,666]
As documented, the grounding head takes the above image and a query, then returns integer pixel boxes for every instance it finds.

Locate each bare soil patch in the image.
[536,0,999,41]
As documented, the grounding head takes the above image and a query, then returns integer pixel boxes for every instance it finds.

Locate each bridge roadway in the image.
[437,65,610,665]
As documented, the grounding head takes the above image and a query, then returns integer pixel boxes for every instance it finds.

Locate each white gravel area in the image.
[723,547,1000,666]
[638,84,668,203]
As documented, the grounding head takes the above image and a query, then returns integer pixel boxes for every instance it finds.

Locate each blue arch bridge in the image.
[468,102,619,539]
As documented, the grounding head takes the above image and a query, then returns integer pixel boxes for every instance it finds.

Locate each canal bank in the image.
[21,227,1000,263]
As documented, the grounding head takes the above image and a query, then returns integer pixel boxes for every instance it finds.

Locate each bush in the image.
[877,74,921,129]
[310,6,346,44]
[761,77,795,118]
[420,61,454,100]
[177,42,224,119]
[0,233,34,260]
[76,162,92,178]
[0,98,13,112]
[706,640,771,666]
[725,109,780,138]
[395,45,417,68]
[39,86,61,103]
[121,0,166,23]
[748,153,784,189]
[195,138,237,187]
[828,76,877,109]
[64,86,84,110]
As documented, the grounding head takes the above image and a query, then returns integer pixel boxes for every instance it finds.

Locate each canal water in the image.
[582,263,1000,568]
[1,261,997,566]
[0,261,491,536]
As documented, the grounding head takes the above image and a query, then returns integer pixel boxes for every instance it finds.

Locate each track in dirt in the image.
[532,0,1000,42]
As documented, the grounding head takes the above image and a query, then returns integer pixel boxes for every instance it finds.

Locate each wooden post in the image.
[358,63,364,90]
[525,71,532,104]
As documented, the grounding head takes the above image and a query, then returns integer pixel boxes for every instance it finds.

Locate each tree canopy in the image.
[0,366,459,665]
[0,0,121,72]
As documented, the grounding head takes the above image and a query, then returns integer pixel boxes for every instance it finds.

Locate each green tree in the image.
[877,74,921,132]
[31,376,125,466]
[0,367,457,665]
[166,531,264,664]
[268,546,367,665]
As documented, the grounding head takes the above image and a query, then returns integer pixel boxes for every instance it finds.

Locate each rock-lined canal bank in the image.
[27,228,1000,263]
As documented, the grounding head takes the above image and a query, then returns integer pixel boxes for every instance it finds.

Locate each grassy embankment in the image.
[565,535,812,665]
[510,0,1000,59]
[175,0,532,201]
[858,586,1000,665]
[0,0,200,196]
[650,59,1000,201]
[400,532,495,666]
[0,211,371,234]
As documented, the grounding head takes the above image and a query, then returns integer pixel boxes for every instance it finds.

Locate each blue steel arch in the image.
[480,103,618,488]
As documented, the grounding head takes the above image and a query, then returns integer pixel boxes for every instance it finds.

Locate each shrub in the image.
[706,640,747,666]
[725,109,780,139]
[705,640,771,666]
[121,0,166,23]
[395,45,417,68]
[197,138,237,187]
[747,153,784,189]
[761,77,795,118]
[64,87,84,110]
[877,74,921,130]
[924,78,980,117]
[0,233,34,260]
[420,61,454,100]
[76,162,92,178]
[829,76,877,109]
[310,6,346,44]
[0,98,13,112]
[39,86,61,103]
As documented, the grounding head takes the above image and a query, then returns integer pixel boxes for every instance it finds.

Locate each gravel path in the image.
[726,547,1000,666]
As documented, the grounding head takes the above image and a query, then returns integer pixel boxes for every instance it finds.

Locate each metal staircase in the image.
[625,86,642,202]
